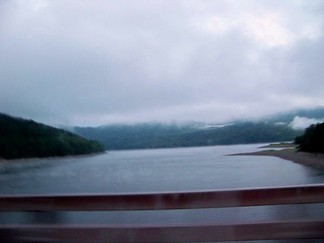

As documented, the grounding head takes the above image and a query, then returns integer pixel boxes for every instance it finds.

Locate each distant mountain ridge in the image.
[72,107,324,150]
[268,106,324,122]
[0,113,104,159]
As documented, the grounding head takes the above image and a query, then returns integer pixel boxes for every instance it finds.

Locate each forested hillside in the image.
[295,123,324,153]
[0,113,104,159]
[72,107,324,150]
[74,122,302,150]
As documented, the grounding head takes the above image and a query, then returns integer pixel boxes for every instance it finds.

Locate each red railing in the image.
[0,184,324,242]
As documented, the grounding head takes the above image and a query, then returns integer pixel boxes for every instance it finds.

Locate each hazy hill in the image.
[267,107,324,123]
[72,107,324,150]
[0,113,104,159]
[73,121,301,150]
[73,107,324,150]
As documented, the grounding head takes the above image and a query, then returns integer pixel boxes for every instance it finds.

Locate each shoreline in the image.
[0,151,107,164]
[230,148,324,171]
[0,151,108,174]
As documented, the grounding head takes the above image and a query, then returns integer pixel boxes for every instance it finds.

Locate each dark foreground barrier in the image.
[0,184,324,242]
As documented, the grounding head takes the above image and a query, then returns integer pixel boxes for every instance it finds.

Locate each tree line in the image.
[74,122,302,150]
[295,122,324,153]
[0,113,104,159]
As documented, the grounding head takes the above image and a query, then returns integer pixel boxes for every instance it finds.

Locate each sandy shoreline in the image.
[230,148,324,171]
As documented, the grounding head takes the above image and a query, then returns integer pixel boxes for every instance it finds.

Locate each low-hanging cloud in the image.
[0,0,323,126]
[290,116,324,130]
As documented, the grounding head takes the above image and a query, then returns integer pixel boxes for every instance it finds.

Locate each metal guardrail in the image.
[0,184,324,242]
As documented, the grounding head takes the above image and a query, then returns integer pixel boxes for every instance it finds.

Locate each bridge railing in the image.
[0,184,324,242]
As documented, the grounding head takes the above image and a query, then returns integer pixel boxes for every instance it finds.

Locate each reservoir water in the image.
[1,144,324,226]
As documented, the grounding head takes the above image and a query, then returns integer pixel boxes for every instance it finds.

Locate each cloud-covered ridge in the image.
[0,0,323,126]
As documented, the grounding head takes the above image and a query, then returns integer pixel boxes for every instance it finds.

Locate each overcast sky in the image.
[0,0,323,126]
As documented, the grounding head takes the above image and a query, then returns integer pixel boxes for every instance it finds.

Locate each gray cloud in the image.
[0,0,324,126]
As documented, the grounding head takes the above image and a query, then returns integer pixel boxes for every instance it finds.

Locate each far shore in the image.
[0,151,107,164]
[230,148,324,171]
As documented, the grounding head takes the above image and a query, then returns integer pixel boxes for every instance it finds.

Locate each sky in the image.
[0,0,324,126]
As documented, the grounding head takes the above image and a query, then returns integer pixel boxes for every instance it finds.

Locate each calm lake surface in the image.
[1,144,324,225]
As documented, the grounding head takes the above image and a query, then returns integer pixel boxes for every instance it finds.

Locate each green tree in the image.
[0,113,105,159]
[295,123,324,153]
